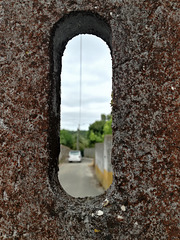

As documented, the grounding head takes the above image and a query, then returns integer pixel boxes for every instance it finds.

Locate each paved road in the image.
[58,158,104,198]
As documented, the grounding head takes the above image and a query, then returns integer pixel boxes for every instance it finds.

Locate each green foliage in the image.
[60,129,73,149]
[101,113,111,121]
[60,114,112,150]
[106,114,111,121]
[60,129,89,153]
[103,116,112,135]
[72,131,89,153]
[89,120,105,135]
[89,130,103,146]
[88,114,112,147]
[101,114,106,121]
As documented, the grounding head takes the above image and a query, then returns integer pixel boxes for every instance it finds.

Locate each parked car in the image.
[68,150,82,163]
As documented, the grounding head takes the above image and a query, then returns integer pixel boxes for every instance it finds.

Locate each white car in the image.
[68,150,82,163]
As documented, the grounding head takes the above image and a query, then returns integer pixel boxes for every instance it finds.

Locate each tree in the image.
[60,129,73,149]
[103,115,112,135]
[88,120,105,135]
[60,129,89,154]
[87,114,112,147]
[101,114,106,121]
[60,114,112,149]
[88,130,103,146]
[73,131,89,153]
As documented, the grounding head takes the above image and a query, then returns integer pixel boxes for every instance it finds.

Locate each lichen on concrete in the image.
[0,0,179,239]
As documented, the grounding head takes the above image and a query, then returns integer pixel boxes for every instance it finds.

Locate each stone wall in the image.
[58,144,71,164]
[84,147,95,158]
[0,0,179,239]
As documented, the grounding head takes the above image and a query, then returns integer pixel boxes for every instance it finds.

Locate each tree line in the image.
[60,114,112,152]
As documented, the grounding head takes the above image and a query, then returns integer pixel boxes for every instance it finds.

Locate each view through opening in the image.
[58,34,112,198]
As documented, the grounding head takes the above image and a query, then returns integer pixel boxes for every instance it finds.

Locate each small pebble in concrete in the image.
[102,198,109,207]
[121,205,126,211]
[117,215,124,222]
[96,210,104,216]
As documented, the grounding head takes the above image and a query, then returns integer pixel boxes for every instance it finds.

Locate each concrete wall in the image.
[84,147,95,158]
[58,145,71,164]
[103,135,113,189]
[95,135,113,190]
[95,142,104,186]
[1,0,179,239]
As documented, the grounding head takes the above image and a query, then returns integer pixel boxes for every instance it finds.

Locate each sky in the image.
[60,34,112,131]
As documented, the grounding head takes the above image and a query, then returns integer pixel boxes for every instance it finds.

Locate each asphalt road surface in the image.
[58,158,104,198]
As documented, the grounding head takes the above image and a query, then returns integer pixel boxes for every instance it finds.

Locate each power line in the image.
[77,35,82,150]
[79,34,82,128]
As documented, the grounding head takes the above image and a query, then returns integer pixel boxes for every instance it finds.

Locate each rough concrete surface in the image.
[0,0,179,239]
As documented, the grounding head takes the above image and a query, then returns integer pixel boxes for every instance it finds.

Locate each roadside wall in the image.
[103,135,113,190]
[84,147,95,158]
[95,142,104,186]
[58,145,71,164]
[1,0,179,239]
[95,135,113,190]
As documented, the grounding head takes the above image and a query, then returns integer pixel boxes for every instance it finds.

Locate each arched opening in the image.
[48,11,112,195]
[59,34,112,197]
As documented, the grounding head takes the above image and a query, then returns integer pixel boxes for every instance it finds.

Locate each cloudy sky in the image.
[60,34,112,131]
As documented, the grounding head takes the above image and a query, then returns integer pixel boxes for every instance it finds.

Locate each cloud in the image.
[60,34,112,130]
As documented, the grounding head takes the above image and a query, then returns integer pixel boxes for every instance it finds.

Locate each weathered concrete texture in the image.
[0,0,179,239]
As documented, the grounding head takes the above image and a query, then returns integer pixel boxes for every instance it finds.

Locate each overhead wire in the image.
[79,34,82,129]
[77,35,82,150]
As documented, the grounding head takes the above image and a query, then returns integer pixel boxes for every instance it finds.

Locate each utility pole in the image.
[76,125,80,150]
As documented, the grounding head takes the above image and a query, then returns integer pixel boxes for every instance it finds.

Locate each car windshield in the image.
[69,151,80,155]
